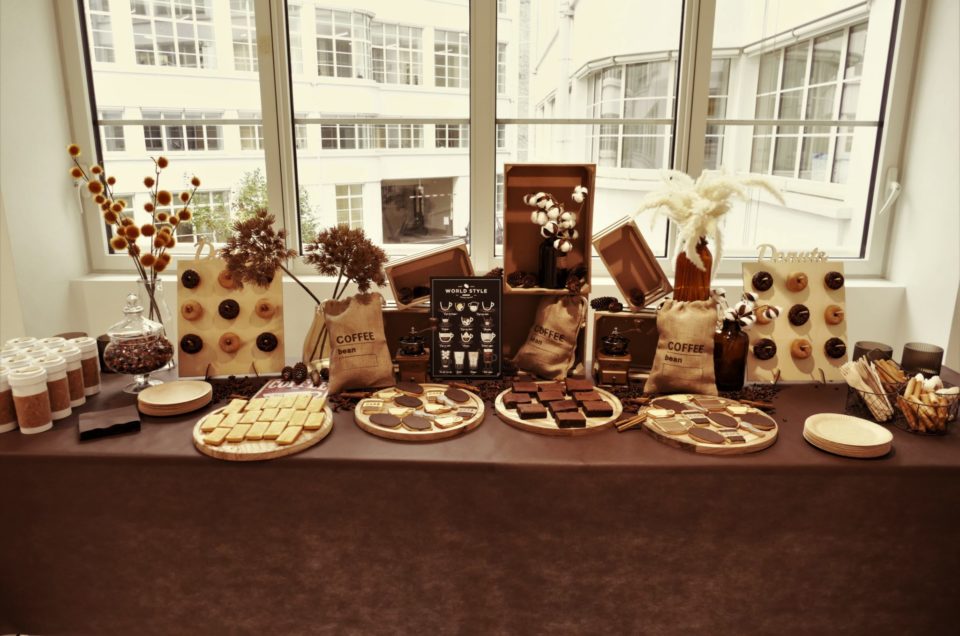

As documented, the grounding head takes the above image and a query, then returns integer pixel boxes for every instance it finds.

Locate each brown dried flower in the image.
[123,225,140,240]
[144,202,155,213]
[91,165,102,175]
[67,144,81,157]
[191,176,201,187]
[141,224,156,237]
[87,180,104,195]
[103,210,118,224]
[70,167,83,179]
[168,216,180,227]
[140,253,156,268]
[110,236,127,250]
[304,225,387,295]
[154,236,165,249]
[94,194,106,204]
[157,190,172,205]
[107,176,116,186]
[120,216,134,226]
[219,209,297,290]
[156,212,168,222]
[153,259,167,273]
[179,191,190,203]
[111,202,123,213]
[178,208,192,221]
[156,156,169,169]
[144,176,155,188]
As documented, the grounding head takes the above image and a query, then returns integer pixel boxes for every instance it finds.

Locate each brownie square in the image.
[582,400,614,418]
[512,381,539,394]
[517,403,547,419]
[555,412,586,428]
[547,399,579,415]
[572,391,603,405]
[537,382,565,394]
[565,378,594,393]
[537,391,566,403]
[502,392,532,409]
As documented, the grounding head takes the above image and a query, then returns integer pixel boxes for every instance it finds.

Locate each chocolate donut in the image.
[752,271,774,292]
[218,299,240,320]
[255,299,276,319]
[180,269,201,289]
[180,300,203,321]
[753,338,777,360]
[824,337,847,359]
[788,304,810,326]
[180,334,203,354]
[790,338,813,360]
[395,395,423,409]
[824,271,845,290]
[255,332,278,352]
[397,381,424,395]
[370,413,401,429]
[217,270,237,290]
[219,332,241,353]
[786,272,808,292]
[824,304,845,325]
[402,414,432,431]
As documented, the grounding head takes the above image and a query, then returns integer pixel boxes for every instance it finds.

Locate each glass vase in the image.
[136,279,174,370]
[538,237,560,289]
[673,237,713,302]
[714,319,748,392]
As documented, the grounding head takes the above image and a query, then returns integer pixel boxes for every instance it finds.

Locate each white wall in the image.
[0,193,26,341]
[885,0,960,369]
[0,0,89,337]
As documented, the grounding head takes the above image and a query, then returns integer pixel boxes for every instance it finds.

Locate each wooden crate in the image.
[593,216,672,310]
[591,310,659,381]
[384,240,474,310]
[503,164,596,295]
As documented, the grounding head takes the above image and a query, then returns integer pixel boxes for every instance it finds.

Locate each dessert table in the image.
[1,370,958,635]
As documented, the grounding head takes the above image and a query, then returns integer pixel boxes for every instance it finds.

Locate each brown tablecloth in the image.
[1,370,958,635]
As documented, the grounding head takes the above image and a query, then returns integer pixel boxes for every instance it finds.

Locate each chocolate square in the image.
[565,378,594,393]
[572,391,603,405]
[537,382,565,394]
[582,400,614,418]
[512,381,539,394]
[502,392,532,409]
[537,391,565,403]
[555,412,586,428]
[547,399,579,415]
[517,403,547,419]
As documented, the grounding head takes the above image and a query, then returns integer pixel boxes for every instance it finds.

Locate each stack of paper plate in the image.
[138,380,213,417]
[803,413,893,459]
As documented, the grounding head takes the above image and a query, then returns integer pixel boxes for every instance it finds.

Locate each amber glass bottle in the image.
[714,319,749,392]
[673,237,713,302]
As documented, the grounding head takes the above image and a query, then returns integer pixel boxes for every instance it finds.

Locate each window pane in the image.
[290,1,469,254]
[80,0,266,256]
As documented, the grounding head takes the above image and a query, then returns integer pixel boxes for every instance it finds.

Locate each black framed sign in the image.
[430,277,502,379]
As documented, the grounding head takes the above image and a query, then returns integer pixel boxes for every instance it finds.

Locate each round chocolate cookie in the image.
[397,381,424,395]
[688,426,725,444]
[824,337,847,359]
[180,334,203,354]
[753,338,777,361]
[255,332,278,352]
[402,415,432,431]
[788,304,810,326]
[444,388,470,404]
[708,412,739,429]
[824,271,845,290]
[218,299,240,320]
[752,271,774,292]
[180,269,200,289]
[370,413,401,429]
[395,395,423,408]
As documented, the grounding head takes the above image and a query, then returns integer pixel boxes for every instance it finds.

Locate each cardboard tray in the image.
[503,163,596,295]
[593,216,672,310]
[591,310,659,379]
[384,240,474,310]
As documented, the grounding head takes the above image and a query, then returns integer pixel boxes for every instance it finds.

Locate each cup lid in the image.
[35,354,67,372]
[9,365,47,385]
[50,344,81,361]
[4,336,37,348]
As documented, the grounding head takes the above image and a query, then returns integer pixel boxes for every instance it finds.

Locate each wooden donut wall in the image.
[176,256,285,378]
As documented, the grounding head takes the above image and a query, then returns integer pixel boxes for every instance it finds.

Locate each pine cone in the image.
[281,366,294,381]
[521,273,538,288]
[484,267,503,279]
[608,300,624,312]
[507,271,526,287]
[320,367,330,381]
[629,289,645,307]
[292,362,309,384]
[591,296,618,311]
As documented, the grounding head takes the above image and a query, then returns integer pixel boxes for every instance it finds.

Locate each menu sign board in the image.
[430,277,502,379]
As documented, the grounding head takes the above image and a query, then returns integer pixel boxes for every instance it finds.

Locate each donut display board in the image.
[642,394,778,455]
[354,383,485,442]
[494,382,623,436]
[192,394,333,461]
[742,245,848,383]
[177,243,285,378]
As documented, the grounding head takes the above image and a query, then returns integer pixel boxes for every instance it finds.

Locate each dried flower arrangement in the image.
[524,185,588,254]
[67,144,200,324]
[303,226,388,299]
[219,209,299,290]
[713,290,782,330]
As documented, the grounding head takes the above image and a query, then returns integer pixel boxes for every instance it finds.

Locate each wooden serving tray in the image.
[494,384,623,436]
[642,394,778,455]
[354,383,485,442]
[192,404,333,461]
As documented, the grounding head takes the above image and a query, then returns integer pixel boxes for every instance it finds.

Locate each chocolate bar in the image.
[517,403,547,419]
[572,391,603,405]
[581,400,613,418]
[536,382,565,394]
[502,392,532,409]
[512,381,539,394]
[565,378,594,393]
[555,412,586,428]
[547,399,579,415]
[537,391,565,403]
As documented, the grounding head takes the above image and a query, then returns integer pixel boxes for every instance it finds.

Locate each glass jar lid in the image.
[107,293,164,342]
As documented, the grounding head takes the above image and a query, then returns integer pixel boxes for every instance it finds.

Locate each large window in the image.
[131,0,216,68]
[86,0,115,63]
[335,185,364,229]
[316,9,371,78]
[230,0,257,72]
[372,23,423,85]
[375,124,424,149]
[143,110,222,151]
[320,123,370,150]
[99,109,125,152]
[239,112,263,150]
[435,124,469,149]
[434,30,469,88]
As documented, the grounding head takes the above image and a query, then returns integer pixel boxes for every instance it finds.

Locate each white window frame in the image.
[59,0,922,279]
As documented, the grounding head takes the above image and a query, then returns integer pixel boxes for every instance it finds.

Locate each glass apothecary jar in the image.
[104,293,174,394]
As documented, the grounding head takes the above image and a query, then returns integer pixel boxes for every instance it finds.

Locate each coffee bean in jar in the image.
[104,293,174,394]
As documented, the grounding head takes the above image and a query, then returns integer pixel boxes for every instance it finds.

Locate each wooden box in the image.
[591,310,659,382]
[503,163,596,295]
[593,216,672,310]
[384,240,474,310]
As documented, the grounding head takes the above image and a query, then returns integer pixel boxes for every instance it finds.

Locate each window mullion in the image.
[471,0,496,271]
[675,0,715,177]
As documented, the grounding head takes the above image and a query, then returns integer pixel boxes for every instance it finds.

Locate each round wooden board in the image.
[354,384,485,442]
[193,406,334,461]
[138,380,212,416]
[642,394,778,455]
[494,385,623,436]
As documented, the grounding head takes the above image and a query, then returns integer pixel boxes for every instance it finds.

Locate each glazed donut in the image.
[180,300,203,321]
[824,271,845,290]
[824,337,847,359]
[217,269,237,290]
[255,299,276,319]
[219,332,242,353]
[790,338,813,360]
[786,272,808,292]
[180,334,203,354]
[788,304,810,326]
[180,269,201,289]
[824,304,845,325]
[218,299,240,320]
[255,332,278,352]
[753,338,777,360]
[752,271,774,292]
